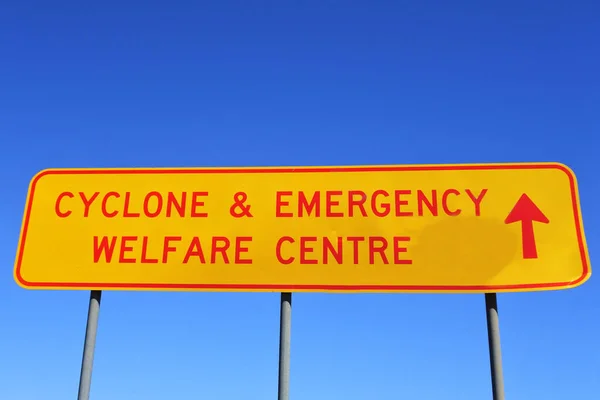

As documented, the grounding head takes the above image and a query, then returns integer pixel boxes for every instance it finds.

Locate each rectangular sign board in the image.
[14,163,591,293]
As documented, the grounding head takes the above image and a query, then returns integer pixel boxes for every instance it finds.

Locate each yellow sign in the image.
[14,163,591,293]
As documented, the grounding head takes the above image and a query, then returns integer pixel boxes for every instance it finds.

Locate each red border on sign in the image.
[14,163,590,291]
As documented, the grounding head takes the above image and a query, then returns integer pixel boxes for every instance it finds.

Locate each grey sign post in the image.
[277,292,292,400]
[77,290,102,400]
[485,293,505,400]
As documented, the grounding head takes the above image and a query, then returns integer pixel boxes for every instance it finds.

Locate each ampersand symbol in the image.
[230,192,253,218]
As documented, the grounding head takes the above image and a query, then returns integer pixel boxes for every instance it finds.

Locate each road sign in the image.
[14,162,591,293]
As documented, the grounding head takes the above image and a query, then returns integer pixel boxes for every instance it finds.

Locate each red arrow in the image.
[505,194,549,259]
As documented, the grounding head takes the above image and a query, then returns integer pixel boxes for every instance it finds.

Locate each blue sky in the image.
[1,1,598,399]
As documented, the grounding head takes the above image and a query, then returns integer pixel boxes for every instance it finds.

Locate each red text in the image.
[93,235,253,264]
[275,189,487,218]
[275,235,412,265]
[56,191,210,218]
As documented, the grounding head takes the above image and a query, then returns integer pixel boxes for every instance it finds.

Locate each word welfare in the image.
[54,188,488,266]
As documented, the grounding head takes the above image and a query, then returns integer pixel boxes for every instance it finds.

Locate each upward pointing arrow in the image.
[505,194,549,259]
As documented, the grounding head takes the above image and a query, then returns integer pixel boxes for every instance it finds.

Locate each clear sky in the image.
[1,1,598,399]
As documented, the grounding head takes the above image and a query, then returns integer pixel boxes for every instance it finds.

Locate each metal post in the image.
[277,292,292,400]
[485,293,505,400]
[77,290,102,400]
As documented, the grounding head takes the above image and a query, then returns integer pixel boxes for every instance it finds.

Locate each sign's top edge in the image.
[29,161,574,174]
[26,162,578,189]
